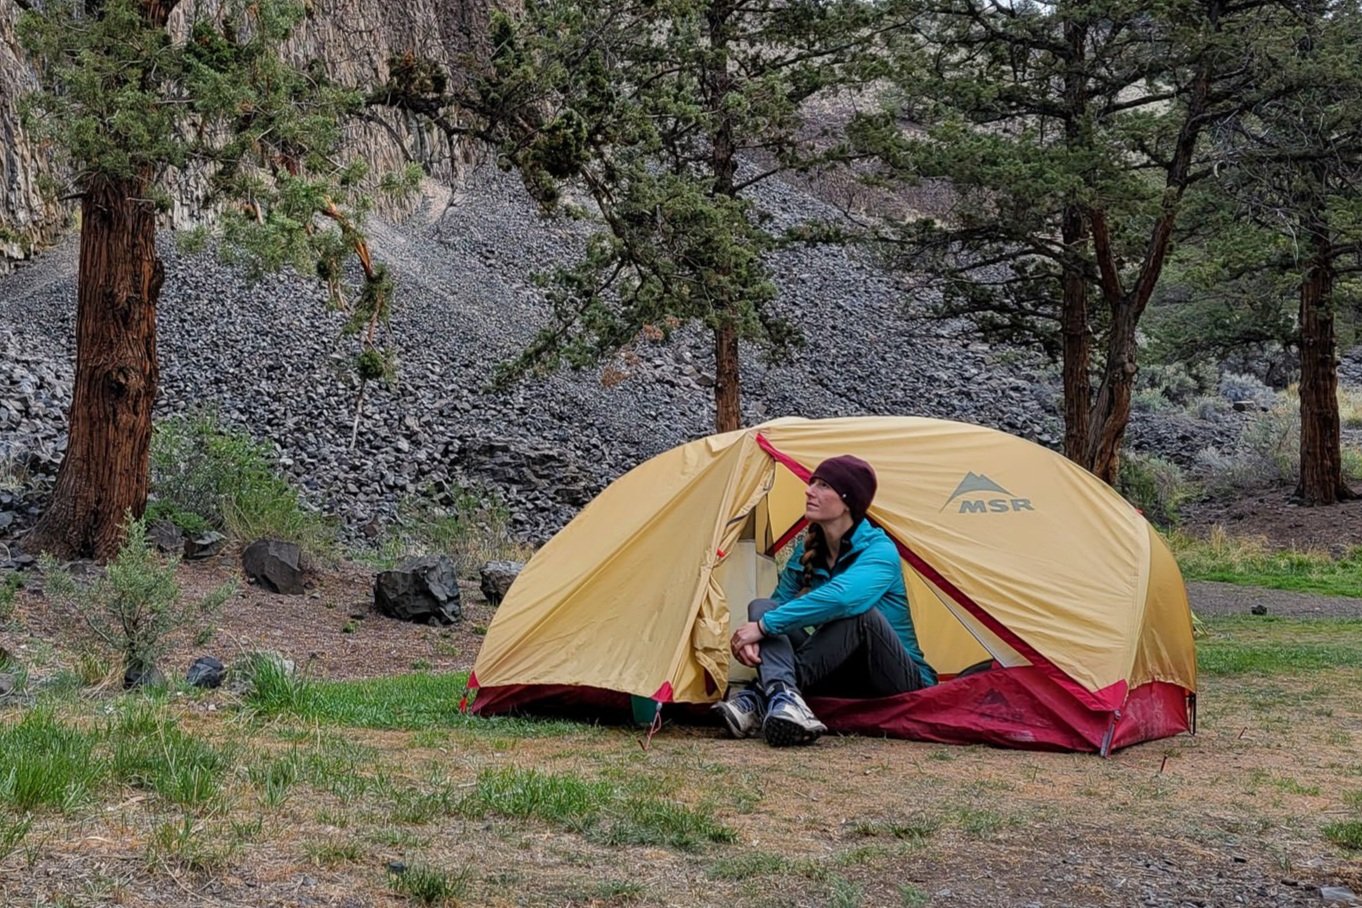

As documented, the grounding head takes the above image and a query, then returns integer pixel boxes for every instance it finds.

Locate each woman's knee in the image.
[748,598,779,621]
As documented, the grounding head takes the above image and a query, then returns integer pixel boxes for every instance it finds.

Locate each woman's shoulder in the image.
[854,521,898,554]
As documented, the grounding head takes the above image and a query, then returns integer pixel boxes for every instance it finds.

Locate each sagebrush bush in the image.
[40,515,234,679]
[1118,453,1195,527]
[372,485,533,577]
[1194,393,1298,497]
[149,411,337,557]
[1218,371,1278,408]
[1137,361,1217,407]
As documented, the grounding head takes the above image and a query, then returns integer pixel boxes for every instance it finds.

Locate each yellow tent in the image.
[469,416,1196,753]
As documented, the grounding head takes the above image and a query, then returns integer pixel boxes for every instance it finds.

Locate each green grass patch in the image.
[1169,529,1362,597]
[245,670,586,737]
[460,766,734,851]
[1323,820,1362,851]
[706,851,790,880]
[1197,617,1362,676]
[388,863,470,906]
[107,704,230,809]
[0,708,104,812]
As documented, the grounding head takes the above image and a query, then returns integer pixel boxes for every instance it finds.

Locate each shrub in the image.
[0,571,22,621]
[1195,394,1297,497]
[1137,361,1217,407]
[40,515,234,679]
[373,485,532,577]
[1219,372,1278,408]
[1118,453,1195,527]
[149,411,337,559]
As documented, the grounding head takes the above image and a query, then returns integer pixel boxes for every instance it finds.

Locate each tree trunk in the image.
[1295,221,1351,504]
[713,322,741,433]
[1060,204,1091,464]
[705,0,741,434]
[1083,303,1139,484]
[26,175,163,560]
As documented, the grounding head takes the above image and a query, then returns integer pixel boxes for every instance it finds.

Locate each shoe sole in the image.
[715,705,760,739]
[763,715,826,747]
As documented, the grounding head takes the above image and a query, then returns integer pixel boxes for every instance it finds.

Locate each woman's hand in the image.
[731,621,764,667]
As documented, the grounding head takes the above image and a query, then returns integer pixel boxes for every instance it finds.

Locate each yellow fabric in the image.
[473,416,1197,703]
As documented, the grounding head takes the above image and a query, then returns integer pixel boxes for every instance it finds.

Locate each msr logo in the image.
[942,472,1034,514]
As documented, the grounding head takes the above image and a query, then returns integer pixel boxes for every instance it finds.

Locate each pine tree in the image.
[18,0,409,559]
[1206,0,1362,504]
[853,0,1286,482]
[409,0,885,431]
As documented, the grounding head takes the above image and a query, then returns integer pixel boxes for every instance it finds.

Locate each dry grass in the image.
[1,627,1361,907]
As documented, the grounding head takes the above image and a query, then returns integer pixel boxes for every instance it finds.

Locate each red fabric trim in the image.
[651,682,674,703]
[1110,680,1193,750]
[756,433,1122,714]
[467,674,1191,752]
[756,433,812,480]
[458,671,479,714]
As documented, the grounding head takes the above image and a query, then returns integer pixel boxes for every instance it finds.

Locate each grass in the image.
[460,766,735,851]
[388,863,470,906]
[1197,617,1362,676]
[5,601,1362,903]
[1324,820,1362,851]
[0,708,103,812]
[244,669,586,737]
[1168,527,1362,597]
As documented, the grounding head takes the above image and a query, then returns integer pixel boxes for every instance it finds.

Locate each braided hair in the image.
[798,521,855,588]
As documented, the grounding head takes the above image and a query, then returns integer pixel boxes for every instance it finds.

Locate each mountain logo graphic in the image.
[942,472,1034,514]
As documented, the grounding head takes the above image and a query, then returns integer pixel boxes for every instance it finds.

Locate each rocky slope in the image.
[0,167,1254,550]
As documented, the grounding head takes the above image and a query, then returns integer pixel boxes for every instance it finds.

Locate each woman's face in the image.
[805,477,849,522]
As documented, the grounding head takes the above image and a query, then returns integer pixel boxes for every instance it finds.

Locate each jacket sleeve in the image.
[760,534,899,634]
[770,539,806,605]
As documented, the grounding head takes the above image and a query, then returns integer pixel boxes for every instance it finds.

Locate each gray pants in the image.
[748,598,923,698]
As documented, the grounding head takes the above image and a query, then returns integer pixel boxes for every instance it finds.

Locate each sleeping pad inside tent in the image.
[466,416,1197,754]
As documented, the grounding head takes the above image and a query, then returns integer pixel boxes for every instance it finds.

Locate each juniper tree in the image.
[378,0,887,431]
[18,0,409,559]
[852,0,1289,483]
[1204,0,1362,504]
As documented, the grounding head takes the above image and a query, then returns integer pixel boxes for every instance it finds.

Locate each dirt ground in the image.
[2,497,1362,906]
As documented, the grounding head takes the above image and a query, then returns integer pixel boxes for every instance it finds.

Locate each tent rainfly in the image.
[467,416,1197,754]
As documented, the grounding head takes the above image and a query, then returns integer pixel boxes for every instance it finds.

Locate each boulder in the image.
[123,663,166,690]
[186,655,225,689]
[479,560,524,606]
[374,555,462,625]
[242,539,306,594]
[148,519,186,554]
[184,530,227,560]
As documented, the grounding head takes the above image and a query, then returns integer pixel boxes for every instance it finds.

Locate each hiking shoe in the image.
[713,687,765,739]
[762,689,827,747]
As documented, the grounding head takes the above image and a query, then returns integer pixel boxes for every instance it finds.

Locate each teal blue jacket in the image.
[761,520,936,687]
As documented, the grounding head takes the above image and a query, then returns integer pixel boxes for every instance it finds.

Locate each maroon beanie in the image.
[809,455,878,523]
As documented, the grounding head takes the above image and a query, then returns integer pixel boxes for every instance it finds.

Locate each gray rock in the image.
[185,655,225,689]
[184,530,226,560]
[148,519,186,554]
[242,539,306,595]
[1250,604,1268,616]
[123,663,166,690]
[479,560,524,606]
[0,672,15,698]
[1321,886,1358,906]
[374,555,462,625]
